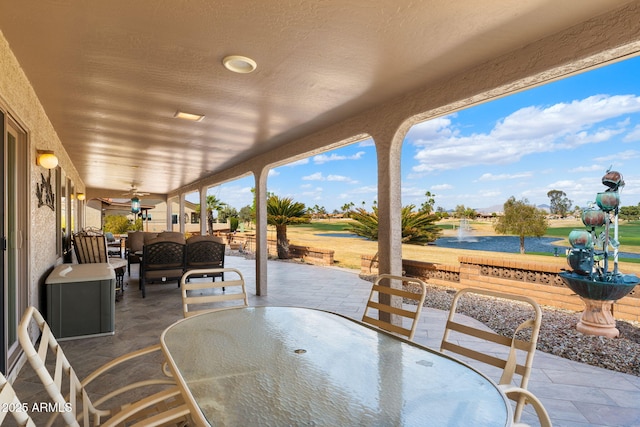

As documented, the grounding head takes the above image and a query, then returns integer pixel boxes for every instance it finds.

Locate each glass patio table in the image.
[161,306,512,426]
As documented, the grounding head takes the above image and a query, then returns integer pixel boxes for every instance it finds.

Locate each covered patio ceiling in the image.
[0,1,638,199]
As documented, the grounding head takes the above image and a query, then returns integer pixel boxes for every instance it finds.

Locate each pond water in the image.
[435,235,640,259]
[315,233,640,259]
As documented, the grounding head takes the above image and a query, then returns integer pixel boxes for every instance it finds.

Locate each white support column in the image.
[373,124,411,324]
[179,194,186,234]
[166,198,174,231]
[200,186,207,235]
[254,168,268,296]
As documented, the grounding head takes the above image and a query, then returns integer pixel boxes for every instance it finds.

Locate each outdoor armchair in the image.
[185,235,226,283]
[17,306,191,426]
[140,238,185,298]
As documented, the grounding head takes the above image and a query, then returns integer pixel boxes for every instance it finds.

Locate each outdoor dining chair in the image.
[502,385,552,427]
[18,306,191,427]
[72,231,128,300]
[361,274,428,340]
[181,267,248,318]
[439,287,542,423]
[0,372,37,427]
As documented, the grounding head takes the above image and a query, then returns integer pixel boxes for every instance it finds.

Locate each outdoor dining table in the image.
[160,306,512,426]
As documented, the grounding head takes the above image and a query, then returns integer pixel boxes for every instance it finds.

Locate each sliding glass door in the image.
[2,112,28,373]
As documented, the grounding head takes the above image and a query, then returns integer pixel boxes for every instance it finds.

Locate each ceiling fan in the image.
[122,184,150,198]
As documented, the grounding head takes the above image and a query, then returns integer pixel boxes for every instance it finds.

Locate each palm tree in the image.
[206,195,225,234]
[345,205,442,244]
[267,195,309,259]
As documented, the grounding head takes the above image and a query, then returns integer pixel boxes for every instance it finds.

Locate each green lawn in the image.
[289,221,352,232]
[544,221,640,247]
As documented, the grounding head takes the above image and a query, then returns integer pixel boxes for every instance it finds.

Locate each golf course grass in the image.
[274,218,640,275]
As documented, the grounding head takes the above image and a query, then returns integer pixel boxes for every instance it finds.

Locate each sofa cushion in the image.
[186,235,225,245]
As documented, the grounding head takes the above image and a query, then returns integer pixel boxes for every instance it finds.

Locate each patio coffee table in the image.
[161,306,512,426]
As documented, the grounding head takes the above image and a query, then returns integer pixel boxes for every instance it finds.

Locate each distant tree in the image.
[494,196,548,254]
[619,204,640,221]
[454,204,476,219]
[341,202,355,215]
[547,190,572,217]
[104,214,132,233]
[345,205,442,245]
[420,191,436,214]
[218,205,238,223]
[267,195,310,259]
[238,205,253,224]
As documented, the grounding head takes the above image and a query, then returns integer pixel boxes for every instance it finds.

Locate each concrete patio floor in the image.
[10,254,640,426]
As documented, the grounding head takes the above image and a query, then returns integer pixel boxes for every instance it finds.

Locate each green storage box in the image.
[46,263,116,340]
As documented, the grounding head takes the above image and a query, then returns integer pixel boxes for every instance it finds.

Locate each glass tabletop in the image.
[161,306,511,426]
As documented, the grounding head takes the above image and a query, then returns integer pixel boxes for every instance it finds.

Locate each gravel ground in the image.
[419,283,640,377]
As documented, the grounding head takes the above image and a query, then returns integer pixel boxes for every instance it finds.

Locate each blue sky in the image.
[208,56,640,213]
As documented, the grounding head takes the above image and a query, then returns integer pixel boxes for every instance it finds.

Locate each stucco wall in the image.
[0,30,85,309]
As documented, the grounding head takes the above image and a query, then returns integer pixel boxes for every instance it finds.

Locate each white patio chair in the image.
[18,306,191,427]
[362,274,428,340]
[181,267,248,317]
[503,385,552,427]
[439,287,542,423]
[0,372,37,427]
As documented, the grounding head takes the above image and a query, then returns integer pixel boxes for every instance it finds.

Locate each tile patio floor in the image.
[9,254,640,426]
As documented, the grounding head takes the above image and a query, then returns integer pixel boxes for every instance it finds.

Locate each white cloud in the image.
[409,94,640,173]
[477,172,533,181]
[623,124,640,142]
[302,172,324,181]
[327,174,358,184]
[268,169,280,177]
[568,165,605,173]
[313,151,365,164]
[285,158,310,167]
[431,183,453,191]
[301,172,358,184]
[594,150,640,163]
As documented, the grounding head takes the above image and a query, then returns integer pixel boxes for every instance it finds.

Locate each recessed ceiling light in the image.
[174,111,205,122]
[223,55,257,74]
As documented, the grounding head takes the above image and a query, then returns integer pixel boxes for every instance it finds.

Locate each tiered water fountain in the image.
[559,170,639,338]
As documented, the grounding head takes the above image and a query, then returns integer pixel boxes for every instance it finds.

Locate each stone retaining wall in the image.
[361,254,640,322]
[242,235,334,266]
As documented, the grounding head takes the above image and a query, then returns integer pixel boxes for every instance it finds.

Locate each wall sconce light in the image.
[131,196,141,214]
[36,150,59,169]
[77,193,86,201]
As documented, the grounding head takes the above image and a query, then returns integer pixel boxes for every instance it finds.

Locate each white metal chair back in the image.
[18,306,190,426]
[439,288,542,423]
[181,268,248,318]
[0,372,37,427]
[361,274,428,340]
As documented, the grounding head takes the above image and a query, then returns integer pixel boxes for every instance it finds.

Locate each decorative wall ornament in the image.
[36,169,55,210]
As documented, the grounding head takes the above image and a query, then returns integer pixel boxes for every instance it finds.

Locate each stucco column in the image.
[199,186,207,235]
[179,194,186,234]
[373,124,411,323]
[254,168,269,296]
[166,198,174,231]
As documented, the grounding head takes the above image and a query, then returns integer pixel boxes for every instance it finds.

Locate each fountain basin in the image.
[559,271,639,301]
